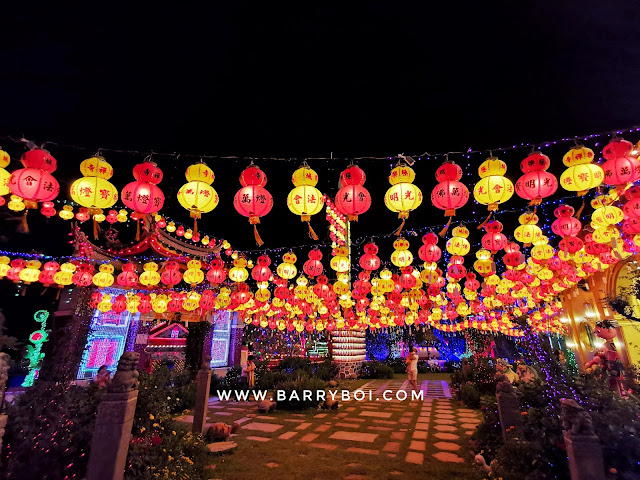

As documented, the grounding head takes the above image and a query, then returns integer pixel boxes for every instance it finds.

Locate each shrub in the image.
[277,357,312,374]
[386,358,407,374]
[274,376,327,410]
[311,358,339,380]
[360,361,394,379]
[459,383,481,408]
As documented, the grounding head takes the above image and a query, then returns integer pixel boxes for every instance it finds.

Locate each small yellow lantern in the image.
[93,264,115,288]
[446,226,471,256]
[560,145,603,195]
[139,262,161,286]
[391,237,413,267]
[177,162,219,232]
[514,212,542,246]
[473,156,514,211]
[276,252,298,280]
[384,163,422,233]
[287,165,324,240]
[183,260,205,286]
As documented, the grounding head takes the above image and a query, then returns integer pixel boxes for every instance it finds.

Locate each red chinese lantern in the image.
[602,155,640,187]
[303,249,324,277]
[117,262,139,288]
[551,205,581,237]
[38,261,60,286]
[112,295,127,314]
[9,149,60,230]
[515,151,558,205]
[160,261,182,287]
[72,263,95,287]
[431,161,469,234]
[559,236,584,253]
[138,293,152,314]
[334,164,371,221]
[233,164,273,246]
[481,220,507,254]
[359,242,381,271]
[40,201,56,218]
[206,258,227,284]
[602,138,634,161]
[252,254,272,282]
[121,159,165,239]
[418,232,442,262]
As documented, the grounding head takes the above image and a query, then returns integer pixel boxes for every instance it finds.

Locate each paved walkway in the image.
[176,379,482,478]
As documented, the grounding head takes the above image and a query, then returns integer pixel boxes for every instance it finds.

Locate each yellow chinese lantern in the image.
[0,149,11,195]
[177,162,219,233]
[229,257,249,282]
[560,145,603,195]
[139,262,161,287]
[151,293,168,313]
[166,221,176,232]
[390,237,413,267]
[183,228,193,240]
[591,204,623,227]
[183,260,205,286]
[93,264,115,288]
[287,165,324,240]
[0,256,10,278]
[330,246,350,273]
[116,209,128,223]
[473,249,495,277]
[182,291,201,311]
[8,195,25,212]
[446,226,471,256]
[58,204,74,220]
[384,163,422,233]
[473,157,514,211]
[276,252,298,280]
[70,157,118,238]
[54,262,76,286]
[514,212,542,246]
[97,294,113,313]
[19,260,41,284]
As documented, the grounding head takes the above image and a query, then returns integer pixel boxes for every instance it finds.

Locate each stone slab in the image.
[278,431,298,440]
[346,447,380,455]
[299,433,318,442]
[336,423,361,428]
[367,426,393,431]
[412,430,427,440]
[309,442,338,451]
[434,432,459,440]
[434,441,461,451]
[314,424,331,432]
[390,432,406,440]
[460,423,479,429]
[360,411,392,419]
[242,422,283,433]
[432,452,464,463]
[246,436,271,442]
[207,441,237,453]
[383,441,400,453]
[434,419,456,425]
[405,452,424,464]
[314,413,328,418]
[433,425,457,432]
[414,423,429,430]
[330,431,378,443]
[296,422,312,430]
[409,440,426,451]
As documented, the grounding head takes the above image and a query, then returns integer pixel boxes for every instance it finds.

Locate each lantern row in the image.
[1,139,638,244]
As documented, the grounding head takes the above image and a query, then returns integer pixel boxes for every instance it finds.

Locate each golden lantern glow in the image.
[384,163,422,232]
[0,161,10,195]
[59,205,74,220]
[80,157,114,178]
[446,226,471,256]
[473,157,514,211]
[391,237,413,267]
[276,252,297,280]
[19,260,41,284]
[0,256,10,278]
[330,246,350,273]
[139,262,161,286]
[514,212,542,246]
[97,294,113,313]
[53,262,76,286]
[183,260,205,286]
[177,162,219,220]
[117,209,128,222]
[229,258,249,282]
[93,264,115,288]
[560,146,603,195]
[287,165,324,239]
[183,228,193,240]
[591,205,623,227]
[70,157,118,212]
[8,195,25,212]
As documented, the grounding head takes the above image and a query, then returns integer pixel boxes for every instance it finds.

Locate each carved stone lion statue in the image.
[204,422,239,442]
[108,352,140,393]
[561,398,595,436]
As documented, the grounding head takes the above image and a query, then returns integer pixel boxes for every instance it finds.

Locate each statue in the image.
[496,359,519,383]
[560,398,595,437]
[495,373,516,397]
[108,352,140,393]
[205,422,239,442]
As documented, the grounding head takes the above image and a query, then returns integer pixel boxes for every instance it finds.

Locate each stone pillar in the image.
[330,330,366,379]
[192,358,212,435]
[560,398,605,480]
[86,352,140,480]
[564,432,605,480]
[496,392,521,441]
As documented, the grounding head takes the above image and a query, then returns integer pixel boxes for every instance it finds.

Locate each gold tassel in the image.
[193,217,198,236]
[575,199,585,218]
[439,217,452,237]
[93,218,101,240]
[135,218,141,241]
[307,221,319,240]
[55,289,61,300]
[394,218,406,236]
[40,287,48,296]
[253,224,264,246]
[477,212,493,230]
[20,210,29,233]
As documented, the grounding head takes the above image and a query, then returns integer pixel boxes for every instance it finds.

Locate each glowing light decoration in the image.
[22,310,50,387]
[551,205,581,238]
[390,237,413,267]
[560,145,603,195]
[515,151,558,205]
[121,159,165,215]
[514,212,543,247]
[233,164,273,246]
[334,164,371,221]
[446,225,471,256]
[9,149,60,209]
[384,162,423,233]
[177,161,219,232]
[0,149,11,195]
[287,164,324,240]
[431,160,469,230]
[473,156,514,211]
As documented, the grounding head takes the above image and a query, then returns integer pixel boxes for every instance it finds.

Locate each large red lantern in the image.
[515,151,558,205]
[602,156,640,187]
[252,254,272,282]
[602,138,634,161]
[359,242,381,271]
[551,205,581,238]
[9,149,60,209]
[160,261,182,287]
[303,249,323,277]
[481,220,507,254]
[418,232,442,262]
[121,159,165,241]
[233,164,273,246]
[431,161,469,233]
[334,165,371,221]
[206,258,227,284]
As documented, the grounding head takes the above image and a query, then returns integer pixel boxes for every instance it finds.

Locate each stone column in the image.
[86,352,140,480]
[192,357,212,435]
[561,398,605,480]
[495,374,521,441]
[330,330,366,379]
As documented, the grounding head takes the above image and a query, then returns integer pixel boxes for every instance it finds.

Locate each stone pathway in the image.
[177,378,481,478]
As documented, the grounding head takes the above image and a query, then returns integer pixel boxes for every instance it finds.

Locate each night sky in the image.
[1,2,640,340]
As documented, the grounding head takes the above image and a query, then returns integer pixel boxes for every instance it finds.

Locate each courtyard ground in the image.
[175,374,484,480]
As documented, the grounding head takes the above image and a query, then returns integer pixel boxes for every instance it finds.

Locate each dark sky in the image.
[1,2,640,339]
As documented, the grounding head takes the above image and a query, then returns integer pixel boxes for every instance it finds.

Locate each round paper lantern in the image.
[514,212,543,246]
[473,157,514,211]
[384,163,423,232]
[121,160,165,216]
[560,145,603,195]
[603,138,634,161]
[287,165,324,240]
[602,155,640,187]
[551,205,581,237]
[418,232,442,263]
[391,237,413,268]
[139,262,161,287]
[0,149,11,196]
[183,260,205,286]
[9,168,59,209]
[160,261,182,287]
[93,264,115,288]
[446,226,471,256]
[303,249,324,277]
[252,254,272,282]
[515,151,558,205]
[335,165,371,221]
[206,259,227,284]
[359,242,381,271]
[276,252,298,280]
[177,162,219,231]
[431,161,469,220]
[233,164,273,246]
[481,220,507,253]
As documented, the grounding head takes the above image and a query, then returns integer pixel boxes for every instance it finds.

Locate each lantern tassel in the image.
[253,224,264,247]
[19,210,29,234]
[55,289,61,300]
[193,218,198,236]
[307,221,319,241]
[438,217,452,237]
[394,218,406,236]
[477,212,493,230]
[92,218,101,240]
[575,199,585,219]
[135,218,141,241]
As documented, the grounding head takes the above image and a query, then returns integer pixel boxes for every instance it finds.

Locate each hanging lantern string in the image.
[4,123,640,167]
